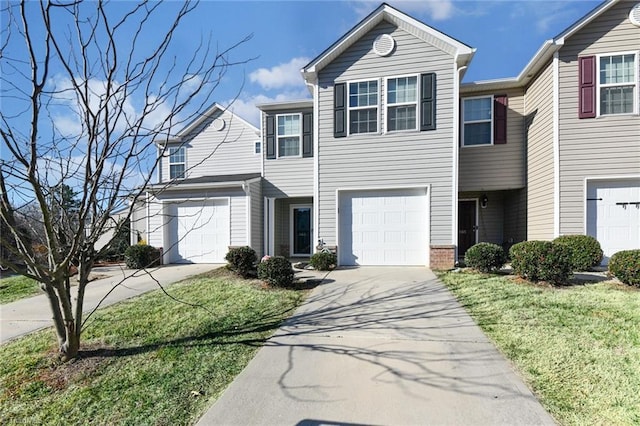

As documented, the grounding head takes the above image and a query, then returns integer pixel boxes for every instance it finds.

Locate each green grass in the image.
[0,268,306,425]
[0,275,42,304]
[439,271,640,426]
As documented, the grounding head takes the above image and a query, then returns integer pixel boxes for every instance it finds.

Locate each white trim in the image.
[244,183,251,246]
[263,197,269,256]
[346,77,381,136]
[275,113,303,158]
[384,74,419,133]
[335,185,431,267]
[458,198,479,252]
[254,141,261,155]
[290,204,313,257]
[553,51,560,237]
[312,82,320,255]
[461,95,494,147]
[268,197,275,255]
[169,103,260,142]
[595,51,638,117]
[453,64,465,256]
[583,174,640,234]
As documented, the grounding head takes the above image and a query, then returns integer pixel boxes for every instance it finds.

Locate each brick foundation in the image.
[430,245,455,270]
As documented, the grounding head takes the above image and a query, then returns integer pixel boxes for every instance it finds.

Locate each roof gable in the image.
[302,3,475,83]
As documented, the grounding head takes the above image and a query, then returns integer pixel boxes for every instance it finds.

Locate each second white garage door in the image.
[168,199,230,263]
[339,188,429,266]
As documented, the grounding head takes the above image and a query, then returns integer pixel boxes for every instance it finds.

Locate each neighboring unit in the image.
[136,0,639,267]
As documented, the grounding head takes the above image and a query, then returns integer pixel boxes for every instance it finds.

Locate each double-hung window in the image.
[386,76,418,131]
[168,146,185,179]
[349,80,378,134]
[462,97,493,146]
[277,114,301,157]
[599,53,636,115]
[254,141,261,154]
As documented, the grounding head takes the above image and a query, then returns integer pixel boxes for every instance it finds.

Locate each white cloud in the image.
[225,89,312,127]
[352,0,455,21]
[249,57,310,90]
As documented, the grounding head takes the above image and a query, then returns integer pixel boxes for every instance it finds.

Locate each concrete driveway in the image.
[1,263,219,343]
[198,267,555,426]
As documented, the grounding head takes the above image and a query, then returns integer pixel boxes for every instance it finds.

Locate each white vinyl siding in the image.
[558,0,640,235]
[462,96,493,146]
[597,53,637,116]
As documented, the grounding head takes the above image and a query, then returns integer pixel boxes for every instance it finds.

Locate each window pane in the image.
[600,86,634,114]
[388,76,417,104]
[600,54,635,84]
[349,80,378,107]
[277,115,300,136]
[169,147,184,163]
[463,98,492,121]
[464,122,492,145]
[278,137,300,157]
[255,142,261,154]
[170,164,185,179]
[388,105,416,131]
[349,108,377,134]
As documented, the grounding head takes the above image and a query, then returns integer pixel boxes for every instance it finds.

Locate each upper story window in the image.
[255,141,261,154]
[349,80,378,134]
[599,53,636,115]
[168,146,185,179]
[462,97,493,146]
[386,76,418,131]
[277,114,301,157]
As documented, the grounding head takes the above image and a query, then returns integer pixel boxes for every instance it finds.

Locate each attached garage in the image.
[338,188,429,266]
[166,199,230,263]
[586,179,640,263]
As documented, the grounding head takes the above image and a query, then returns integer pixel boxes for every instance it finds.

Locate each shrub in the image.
[257,256,294,288]
[608,250,640,287]
[553,234,603,271]
[225,246,258,278]
[124,244,161,269]
[464,242,506,273]
[509,240,572,285]
[309,251,337,271]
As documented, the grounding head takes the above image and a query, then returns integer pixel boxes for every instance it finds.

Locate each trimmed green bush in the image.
[225,246,257,278]
[257,256,294,288]
[553,234,603,271]
[124,244,161,269]
[309,251,337,271]
[464,242,506,273]
[509,240,572,285]
[608,250,640,287]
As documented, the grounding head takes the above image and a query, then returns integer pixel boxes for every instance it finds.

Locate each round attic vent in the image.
[630,3,640,27]
[373,34,395,57]
[212,118,225,131]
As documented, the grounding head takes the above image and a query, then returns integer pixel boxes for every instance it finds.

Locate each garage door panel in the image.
[339,188,428,266]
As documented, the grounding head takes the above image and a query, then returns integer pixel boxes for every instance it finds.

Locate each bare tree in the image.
[0,0,251,361]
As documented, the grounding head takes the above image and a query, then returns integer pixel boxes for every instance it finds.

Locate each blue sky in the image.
[179,0,602,126]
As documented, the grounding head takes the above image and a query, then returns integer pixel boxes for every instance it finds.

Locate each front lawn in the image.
[439,271,640,425]
[0,268,305,425]
[0,275,41,304]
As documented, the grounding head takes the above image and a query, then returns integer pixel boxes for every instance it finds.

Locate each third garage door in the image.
[338,188,429,266]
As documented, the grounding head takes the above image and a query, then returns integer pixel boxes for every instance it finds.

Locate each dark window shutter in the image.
[579,56,596,119]
[334,83,346,138]
[494,95,508,144]
[420,73,436,131]
[266,115,276,159]
[302,112,313,157]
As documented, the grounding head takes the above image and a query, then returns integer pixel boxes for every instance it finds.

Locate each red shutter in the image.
[493,95,508,144]
[579,56,596,119]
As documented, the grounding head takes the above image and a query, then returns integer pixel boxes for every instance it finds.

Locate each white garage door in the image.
[339,188,429,266]
[587,180,640,263]
[169,199,230,263]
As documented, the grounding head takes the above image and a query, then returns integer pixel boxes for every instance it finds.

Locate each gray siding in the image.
[249,179,263,257]
[503,188,527,244]
[162,109,260,182]
[524,61,555,240]
[558,1,640,234]
[458,88,526,192]
[262,108,314,198]
[317,21,457,247]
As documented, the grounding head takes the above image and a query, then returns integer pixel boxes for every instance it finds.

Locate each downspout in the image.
[306,78,320,254]
[452,64,468,263]
[243,182,251,246]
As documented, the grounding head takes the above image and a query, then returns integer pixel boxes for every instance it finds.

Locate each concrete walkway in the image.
[198,267,555,426]
[1,263,219,343]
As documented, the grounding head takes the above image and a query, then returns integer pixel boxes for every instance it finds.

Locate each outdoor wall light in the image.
[480,194,488,209]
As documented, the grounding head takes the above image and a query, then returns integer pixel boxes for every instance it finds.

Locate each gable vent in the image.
[373,34,395,57]
[630,3,640,27]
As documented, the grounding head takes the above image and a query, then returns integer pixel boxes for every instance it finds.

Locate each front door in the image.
[458,200,477,260]
[291,205,312,256]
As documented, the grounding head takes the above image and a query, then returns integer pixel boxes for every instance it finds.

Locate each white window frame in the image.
[254,141,261,155]
[347,78,380,136]
[276,113,302,158]
[596,51,638,117]
[461,95,494,147]
[385,74,419,133]
[168,146,186,179]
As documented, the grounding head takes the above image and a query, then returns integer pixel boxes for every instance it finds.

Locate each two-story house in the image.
[137,0,639,268]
